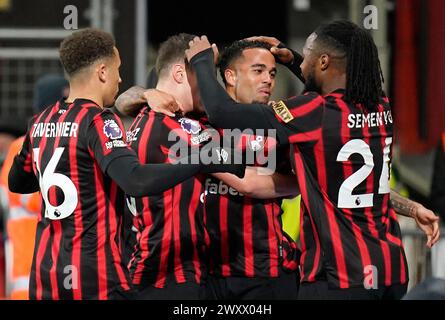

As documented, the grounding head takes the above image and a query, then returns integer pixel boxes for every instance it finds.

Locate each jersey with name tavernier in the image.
[269,89,407,288]
[126,108,212,288]
[204,129,299,278]
[21,99,132,300]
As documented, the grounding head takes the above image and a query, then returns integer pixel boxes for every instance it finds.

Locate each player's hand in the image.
[413,203,440,248]
[245,36,295,65]
[185,35,219,63]
[143,89,180,117]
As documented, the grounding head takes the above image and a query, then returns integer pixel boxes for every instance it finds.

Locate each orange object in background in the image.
[0,137,40,300]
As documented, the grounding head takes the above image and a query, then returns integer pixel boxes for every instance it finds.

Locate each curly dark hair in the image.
[217,40,273,85]
[59,28,115,76]
[155,33,196,79]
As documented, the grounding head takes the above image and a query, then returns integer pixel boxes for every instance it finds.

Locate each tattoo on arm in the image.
[115,86,146,116]
[390,190,416,218]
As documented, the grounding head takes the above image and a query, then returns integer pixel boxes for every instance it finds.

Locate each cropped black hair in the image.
[217,40,273,85]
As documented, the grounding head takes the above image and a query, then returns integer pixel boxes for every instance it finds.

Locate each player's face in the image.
[103,47,122,107]
[301,33,321,93]
[231,48,276,104]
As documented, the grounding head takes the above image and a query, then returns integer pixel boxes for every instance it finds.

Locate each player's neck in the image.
[156,81,174,98]
[321,74,346,96]
[66,85,104,108]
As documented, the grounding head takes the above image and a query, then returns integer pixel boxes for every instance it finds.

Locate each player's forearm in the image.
[286,49,305,83]
[107,155,203,197]
[107,153,245,197]
[390,189,418,218]
[114,86,146,117]
[212,168,299,199]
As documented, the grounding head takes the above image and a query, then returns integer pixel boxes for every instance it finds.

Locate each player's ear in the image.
[224,68,237,87]
[98,63,107,83]
[172,64,185,84]
[319,54,329,71]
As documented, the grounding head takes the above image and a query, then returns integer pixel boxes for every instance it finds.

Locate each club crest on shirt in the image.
[272,100,294,123]
[248,135,265,152]
[178,118,201,135]
[103,119,123,140]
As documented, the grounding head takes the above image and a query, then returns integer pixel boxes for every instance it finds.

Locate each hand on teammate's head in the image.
[245,36,280,46]
[245,36,294,65]
[185,35,217,63]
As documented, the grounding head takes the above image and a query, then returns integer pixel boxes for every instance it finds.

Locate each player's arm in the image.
[277,45,305,82]
[114,86,147,117]
[8,136,39,194]
[390,189,440,248]
[115,86,179,117]
[212,167,299,199]
[88,112,244,197]
[106,153,244,198]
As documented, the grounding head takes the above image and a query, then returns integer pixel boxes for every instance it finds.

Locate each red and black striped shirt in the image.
[270,89,408,288]
[190,50,407,289]
[126,108,210,288]
[19,99,132,299]
[204,140,299,278]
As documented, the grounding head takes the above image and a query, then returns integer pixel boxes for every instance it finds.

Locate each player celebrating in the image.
[8,28,243,300]
[204,40,300,300]
[185,21,439,299]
